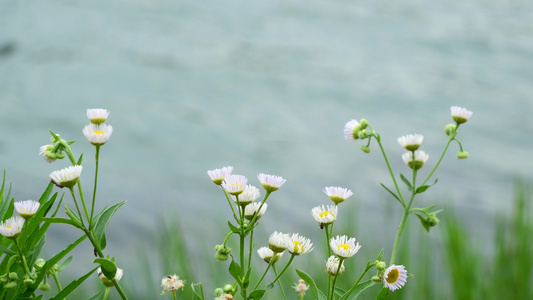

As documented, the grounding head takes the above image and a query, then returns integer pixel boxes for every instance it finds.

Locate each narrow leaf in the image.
[400,174,412,191]
[375,248,384,261]
[94,201,125,251]
[380,183,403,206]
[376,287,389,300]
[50,266,98,300]
[228,260,243,282]
[340,280,376,300]
[43,217,82,229]
[0,244,16,256]
[416,185,430,194]
[295,269,327,300]
[248,289,266,300]
[76,153,83,165]
[416,214,430,232]
[88,290,104,300]
[228,221,240,234]
[191,283,204,300]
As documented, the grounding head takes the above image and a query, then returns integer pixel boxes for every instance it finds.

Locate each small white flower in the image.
[83,123,113,146]
[87,108,110,124]
[311,205,338,227]
[383,265,408,292]
[402,150,429,170]
[330,235,361,259]
[39,145,57,163]
[293,279,309,296]
[245,202,268,221]
[15,200,40,219]
[231,185,260,206]
[221,175,247,196]
[397,134,424,151]
[98,267,123,287]
[207,166,233,185]
[161,274,185,295]
[268,231,289,253]
[344,119,361,142]
[257,173,286,192]
[323,186,353,204]
[450,106,473,124]
[257,246,283,263]
[0,216,25,239]
[287,233,313,255]
[49,165,83,188]
[326,256,345,277]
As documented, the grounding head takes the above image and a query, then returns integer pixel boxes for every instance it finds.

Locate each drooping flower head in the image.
[293,279,309,297]
[326,256,345,277]
[207,166,233,185]
[330,235,361,259]
[98,267,123,287]
[161,274,185,295]
[232,185,260,206]
[49,165,82,188]
[311,205,338,227]
[245,202,268,221]
[344,119,361,142]
[383,265,407,292]
[257,246,283,264]
[0,216,25,239]
[15,200,40,219]
[402,150,429,170]
[257,173,286,192]
[397,134,424,151]
[450,106,473,124]
[323,186,353,205]
[83,123,113,146]
[221,175,248,196]
[39,145,57,163]
[87,108,110,125]
[287,233,313,255]
[268,231,289,253]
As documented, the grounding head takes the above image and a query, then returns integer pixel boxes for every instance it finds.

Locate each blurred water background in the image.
[1,0,532,297]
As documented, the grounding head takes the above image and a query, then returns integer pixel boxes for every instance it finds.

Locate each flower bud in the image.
[0,275,7,283]
[359,119,368,129]
[38,282,51,291]
[457,151,469,159]
[9,272,19,281]
[372,275,382,283]
[215,288,224,296]
[4,281,17,289]
[23,277,34,286]
[223,284,235,294]
[34,258,46,271]
[428,215,440,227]
[360,145,371,153]
[216,252,229,261]
[445,124,456,136]
[376,261,387,271]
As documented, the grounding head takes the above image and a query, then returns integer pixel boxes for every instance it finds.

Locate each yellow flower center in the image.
[7,225,12,229]
[337,243,351,255]
[94,131,104,135]
[293,241,303,253]
[386,268,399,283]
[319,211,334,219]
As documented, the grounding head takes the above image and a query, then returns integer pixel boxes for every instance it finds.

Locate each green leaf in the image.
[248,289,266,300]
[76,153,83,165]
[228,221,240,234]
[94,201,125,250]
[58,256,73,272]
[0,244,16,256]
[43,217,82,229]
[50,266,98,300]
[400,174,412,191]
[228,260,243,283]
[416,185,430,194]
[191,283,205,300]
[295,269,327,300]
[93,257,117,279]
[89,201,110,230]
[243,267,252,289]
[88,290,105,300]
[335,286,347,296]
[375,248,384,261]
[416,214,430,232]
[380,183,403,206]
[376,287,389,300]
[340,280,376,300]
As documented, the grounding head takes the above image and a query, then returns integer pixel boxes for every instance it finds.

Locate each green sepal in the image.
[400,174,412,191]
[93,257,117,279]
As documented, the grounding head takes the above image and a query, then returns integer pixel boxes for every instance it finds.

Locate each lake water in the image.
[1,0,532,282]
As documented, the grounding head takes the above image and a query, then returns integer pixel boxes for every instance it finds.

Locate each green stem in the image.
[69,187,85,227]
[222,189,239,222]
[253,256,275,290]
[375,135,406,206]
[343,262,375,297]
[248,191,271,227]
[421,139,453,186]
[12,240,31,276]
[90,145,100,229]
[62,142,90,223]
[172,290,177,300]
[328,258,345,300]
[247,227,255,271]
[272,264,288,300]
[222,231,234,247]
[103,287,110,300]
[52,272,63,293]
[267,254,295,287]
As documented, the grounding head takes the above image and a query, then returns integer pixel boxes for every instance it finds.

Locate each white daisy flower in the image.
[244,202,268,221]
[326,256,345,277]
[87,108,110,124]
[49,165,83,188]
[257,246,283,263]
[323,186,353,204]
[14,200,40,219]
[207,166,233,185]
[383,265,408,292]
[344,119,361,142]
[39,145,57,163]
[450,106,473,124]
[161,274,185,295]
[221,175,247,196]
[82,123,113,146]
[311,205,338,227]
[293,279,309,297]
[268,231,289,253]
[287,233,313,255]
[257,173,286,192]
[330,235,361,259]
[0,216,25,239]
[231,185,260,206]
[402,150,429,170]
[397,134,424,151]
[98,267,123,287]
